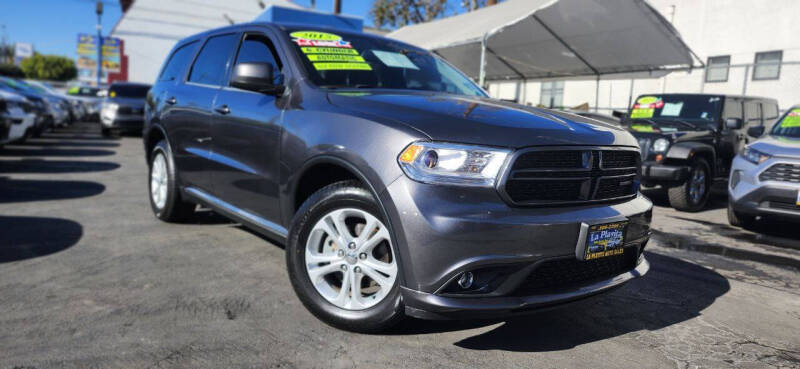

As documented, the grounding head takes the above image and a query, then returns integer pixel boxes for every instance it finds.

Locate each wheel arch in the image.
[666,142,716,175]
[286,154,408,286]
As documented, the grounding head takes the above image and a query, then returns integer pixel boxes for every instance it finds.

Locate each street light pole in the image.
[96,1,103,87]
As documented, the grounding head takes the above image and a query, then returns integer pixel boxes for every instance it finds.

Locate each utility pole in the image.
[96,1,103,86]
[310,0,315,9]
[333,0,341,14]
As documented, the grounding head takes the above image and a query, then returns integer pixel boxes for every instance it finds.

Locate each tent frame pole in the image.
[594,75,600,112]
[479,33,487,87]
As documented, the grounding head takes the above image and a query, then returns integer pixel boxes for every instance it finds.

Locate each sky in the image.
[0,0,470,61]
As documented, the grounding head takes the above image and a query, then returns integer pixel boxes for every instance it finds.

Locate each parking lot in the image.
[1,122,799,368]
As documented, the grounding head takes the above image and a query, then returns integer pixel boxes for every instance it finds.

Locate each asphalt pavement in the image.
[1,123,799,368]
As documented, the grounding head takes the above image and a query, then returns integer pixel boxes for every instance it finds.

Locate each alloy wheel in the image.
[304,208,397,310]
[688,166,706,204]
[150,153,168,209]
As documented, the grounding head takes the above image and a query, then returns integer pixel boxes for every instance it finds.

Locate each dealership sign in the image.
[77,34,121,82]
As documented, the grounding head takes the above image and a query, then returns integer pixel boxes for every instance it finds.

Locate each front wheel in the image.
[668,158,711,212]
[286,180,404,333]
[148,140,195,222]
[727,201,755,228]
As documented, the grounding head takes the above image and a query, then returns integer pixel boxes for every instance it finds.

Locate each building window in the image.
[540,81,564,108]
[753,50,782,80]
[705,55,730,82]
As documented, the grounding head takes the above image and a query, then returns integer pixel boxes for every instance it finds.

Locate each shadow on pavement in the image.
[642,188,728,211]
[0,215,82,262]
[0,159,120,174]
[669,215,800,247]
[22,140,120,148]
[389,252,730,353]
[0,147,115,157]
[0,177,105,203]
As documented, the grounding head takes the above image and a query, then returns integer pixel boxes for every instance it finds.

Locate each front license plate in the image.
[584,221,628,260]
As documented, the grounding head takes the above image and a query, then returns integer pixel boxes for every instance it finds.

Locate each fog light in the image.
[731,170,742,189]
[457,272,474,289]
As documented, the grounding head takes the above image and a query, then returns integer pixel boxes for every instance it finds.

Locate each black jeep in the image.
[625,93,779,211]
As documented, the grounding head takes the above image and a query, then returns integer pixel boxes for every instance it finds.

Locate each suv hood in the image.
[327,92,636,148]
[751,135,800,158]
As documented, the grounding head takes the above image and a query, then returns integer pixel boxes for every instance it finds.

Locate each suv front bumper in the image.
[380,176,652,319]
[729,156,800,221]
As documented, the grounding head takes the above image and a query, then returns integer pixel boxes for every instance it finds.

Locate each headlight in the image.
[651,138,670,153]
[102,103,119,114]
[398,142,511,187]
[742,146,770,164]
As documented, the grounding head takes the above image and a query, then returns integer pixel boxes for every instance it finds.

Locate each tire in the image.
[148,140,195,222]
[668,158,711,212]
[286,180,404,333]
[727,201,755,228]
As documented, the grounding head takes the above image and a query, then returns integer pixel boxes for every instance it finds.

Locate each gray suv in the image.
[728,105,800,226]
[144,23,652,332]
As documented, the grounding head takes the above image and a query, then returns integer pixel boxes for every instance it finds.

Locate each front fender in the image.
[666,141,715,162]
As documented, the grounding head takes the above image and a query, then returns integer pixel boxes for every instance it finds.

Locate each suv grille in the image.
[512,248,639,296]
[759,163,800,183]
[502,149,640,205]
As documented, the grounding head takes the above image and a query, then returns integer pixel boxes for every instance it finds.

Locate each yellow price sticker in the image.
[313,62,372,71]
[301,47,359,55]
[306,54,365,62]
[630,108,654,119]
[780,109,800,128]
[290,31,341,41]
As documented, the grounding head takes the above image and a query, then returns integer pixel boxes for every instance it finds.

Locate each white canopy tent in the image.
[388,0,703,107]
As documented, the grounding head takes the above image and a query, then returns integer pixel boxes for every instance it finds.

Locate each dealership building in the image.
[110,0,301,84]
[486,0,800,114]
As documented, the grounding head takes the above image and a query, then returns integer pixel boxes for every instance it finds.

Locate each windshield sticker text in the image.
[313,62,372,71]
[780,109,800,128]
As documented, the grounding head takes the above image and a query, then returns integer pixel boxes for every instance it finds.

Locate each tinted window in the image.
[159,41,198,82]
[235,34,282,70]
[109,84,151,98]
[723,99,742,120]
[744,101,762,126]
[763,103,779,120]
[189,34,238,86]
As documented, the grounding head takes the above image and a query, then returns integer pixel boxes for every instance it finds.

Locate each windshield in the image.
[629,95,722,131]
[770,107,800,138]
[285,29,486,97]
[108,84,150,98]
[0,78,38,95]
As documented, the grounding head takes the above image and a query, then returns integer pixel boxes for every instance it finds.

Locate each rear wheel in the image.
[148,140,195,222]
[286,180,404,333]
[668,158,711,212]
[727,201,755,228]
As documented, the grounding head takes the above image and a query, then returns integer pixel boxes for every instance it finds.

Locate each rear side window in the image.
[189,33,239,86]
[763,103,779,121]
[744,101,762,126]
[159,41,198,82]
[722,99,742,120]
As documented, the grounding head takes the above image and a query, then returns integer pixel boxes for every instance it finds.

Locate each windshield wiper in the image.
[651,118,698,130]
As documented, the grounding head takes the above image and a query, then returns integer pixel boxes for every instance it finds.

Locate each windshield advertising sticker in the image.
[781,109,800,128]
[585,221,628,260]
[630,96,664,119]
[292,31,373,71]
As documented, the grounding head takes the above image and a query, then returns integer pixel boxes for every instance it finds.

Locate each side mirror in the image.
[230,62,284,95]
[747,125,765,138]
[725,117,743,130]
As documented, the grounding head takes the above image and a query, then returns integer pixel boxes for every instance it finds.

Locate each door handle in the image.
[195,137,212,143]
[165,97,177,105]
[214,104,230,115]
